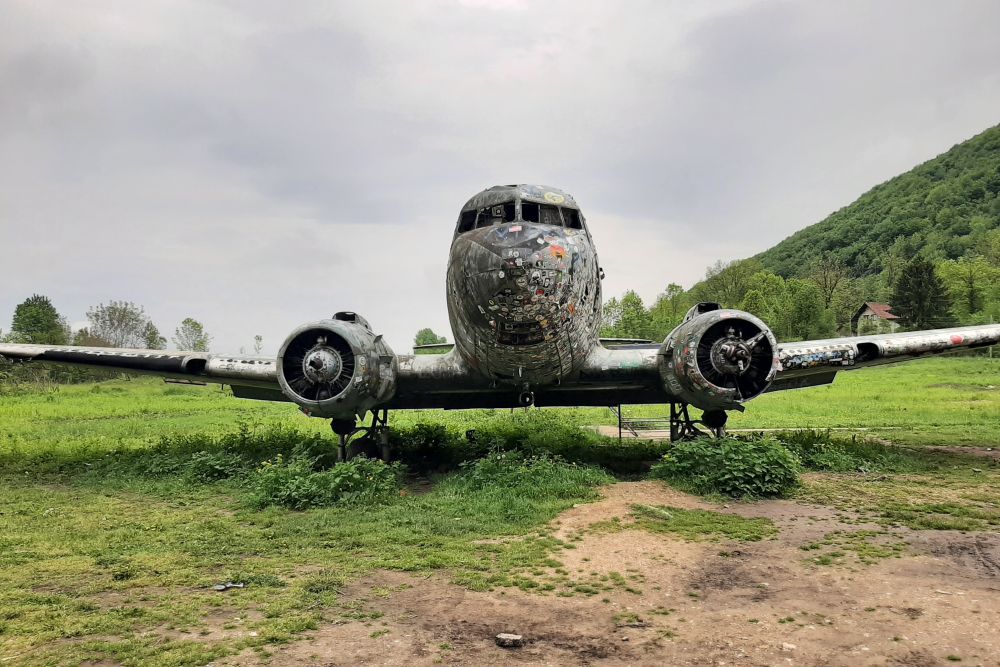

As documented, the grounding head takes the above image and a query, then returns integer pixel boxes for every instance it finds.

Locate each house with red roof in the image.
[851,302,900,335]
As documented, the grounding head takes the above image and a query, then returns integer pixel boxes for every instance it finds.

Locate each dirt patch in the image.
[551,480,706,539]
[222,482,1000,666]
[919,445,1000,460]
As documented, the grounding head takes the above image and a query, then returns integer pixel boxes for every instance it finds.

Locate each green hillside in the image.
[755,124,1000,277]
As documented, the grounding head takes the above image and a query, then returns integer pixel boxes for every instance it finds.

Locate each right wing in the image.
[768,323,1000,392]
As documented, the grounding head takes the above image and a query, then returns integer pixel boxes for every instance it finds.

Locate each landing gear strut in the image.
[669,403,728,441]
[330,408,391,462]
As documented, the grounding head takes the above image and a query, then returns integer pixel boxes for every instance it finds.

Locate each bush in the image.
[448,450,612,500]
[249,455,404,510]
[764,430,913,473]
[650,437,800,498]
[390,413,668,474]
[184,451,247,482]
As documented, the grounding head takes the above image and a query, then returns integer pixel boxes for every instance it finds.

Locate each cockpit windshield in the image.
[456,200,585,234]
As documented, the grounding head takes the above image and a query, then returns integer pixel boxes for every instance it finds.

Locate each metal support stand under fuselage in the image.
[330,408,391,462]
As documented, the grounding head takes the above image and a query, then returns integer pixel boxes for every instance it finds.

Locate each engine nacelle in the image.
[658,303,779,412]
[276,312,397,419]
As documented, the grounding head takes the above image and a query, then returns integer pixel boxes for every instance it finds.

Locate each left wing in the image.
[0,343,277,388]
[768,323,1000,392]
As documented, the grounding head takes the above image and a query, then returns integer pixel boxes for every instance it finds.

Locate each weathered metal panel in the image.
[775,324,1000,381]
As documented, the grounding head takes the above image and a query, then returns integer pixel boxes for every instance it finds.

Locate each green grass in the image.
[630,505,777,542]
[0,357,998,664]
[0,412,613,665]
[629,356,1000,447]
[800,530,908,566]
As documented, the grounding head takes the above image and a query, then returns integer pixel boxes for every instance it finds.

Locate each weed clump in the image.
[768,430,913,473]
[450,450,611,500]
[390,413,668,474]
[249,455,404,510]
[631,504,777,541]
[650,436,800,498]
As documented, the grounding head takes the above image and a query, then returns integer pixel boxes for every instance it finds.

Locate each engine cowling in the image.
[658,304,779,412]
[276,312,397,419]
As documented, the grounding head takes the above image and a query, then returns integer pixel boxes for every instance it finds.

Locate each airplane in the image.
[3,184,999,460]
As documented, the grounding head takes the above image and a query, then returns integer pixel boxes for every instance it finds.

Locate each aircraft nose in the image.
[463,223,580,345]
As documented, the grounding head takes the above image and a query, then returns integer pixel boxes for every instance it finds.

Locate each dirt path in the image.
[223,482,1000,666]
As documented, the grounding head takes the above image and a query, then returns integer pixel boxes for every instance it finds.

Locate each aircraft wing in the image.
[768,323,1000,392]
[0,342,663,410]
[0,343,278,388]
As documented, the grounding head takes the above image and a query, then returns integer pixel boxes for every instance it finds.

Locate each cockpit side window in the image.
[562,208,583,229]
[457,210,476,233]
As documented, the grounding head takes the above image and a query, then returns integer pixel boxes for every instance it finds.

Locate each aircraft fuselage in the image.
[446,185,602,389]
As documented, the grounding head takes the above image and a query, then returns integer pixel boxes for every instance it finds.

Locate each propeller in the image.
[695,319,773,401]
[280,329,355,402]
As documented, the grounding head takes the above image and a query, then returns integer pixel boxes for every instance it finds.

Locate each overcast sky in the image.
[2,0,999,354]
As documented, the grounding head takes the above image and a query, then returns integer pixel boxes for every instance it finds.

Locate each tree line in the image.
[0,296,230,385]
[602,241,1000,342]
[1,296,215,351]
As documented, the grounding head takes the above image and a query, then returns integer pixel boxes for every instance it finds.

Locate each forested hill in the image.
[754,124,1000,278]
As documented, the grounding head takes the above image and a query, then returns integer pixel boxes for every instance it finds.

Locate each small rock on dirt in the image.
[496,633,524,648]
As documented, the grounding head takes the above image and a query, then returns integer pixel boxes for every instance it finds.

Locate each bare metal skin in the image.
[3,184,999,437]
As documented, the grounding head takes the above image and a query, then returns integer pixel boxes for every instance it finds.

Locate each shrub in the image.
[249,455,404,510]
[390,413,668,474]
[449,450,611,500]
[650,437,800,498]
[764,430,913,473]
[184,451,247,482]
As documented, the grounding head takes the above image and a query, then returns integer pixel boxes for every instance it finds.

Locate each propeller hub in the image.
[302,346,343,384]
[711,337,753,375]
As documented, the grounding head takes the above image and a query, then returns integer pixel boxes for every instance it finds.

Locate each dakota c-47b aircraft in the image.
[4,185,999,459]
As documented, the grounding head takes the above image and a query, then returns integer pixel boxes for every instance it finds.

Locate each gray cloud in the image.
[2,0,998,354]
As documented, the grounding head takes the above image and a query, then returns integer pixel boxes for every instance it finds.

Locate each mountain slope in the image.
[755,124,1000,277]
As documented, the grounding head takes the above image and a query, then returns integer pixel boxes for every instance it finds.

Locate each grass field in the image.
[0,357,997,666]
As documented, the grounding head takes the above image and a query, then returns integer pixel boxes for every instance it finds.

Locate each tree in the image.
[86,301,156,348]
[695,259,763,307]
[617,291,651,339]
[600,297,623,337]
[173,318,212,352]
[779,279,834,340]
[9,295,69,344]
[937,255,999,321]
[72,328,109,347]
[413,328,447,354]
[809,256,847,308]
[739,289,771,322]
[891,256,955,330]
[253,335,264,355]
[648,283,689,340]
[142,322,166,350]
[414,328,447,346]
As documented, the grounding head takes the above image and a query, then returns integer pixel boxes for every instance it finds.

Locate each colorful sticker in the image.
[544,192,565,204]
